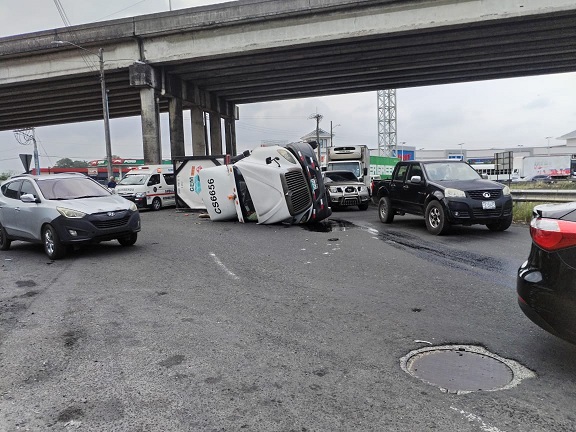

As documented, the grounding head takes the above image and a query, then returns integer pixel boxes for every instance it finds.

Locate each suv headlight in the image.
[129,202,138,211]
[502,185,511,196]
[444,188,466,198]
[57,207,87,218]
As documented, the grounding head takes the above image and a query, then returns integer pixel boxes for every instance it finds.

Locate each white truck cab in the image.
[196,144,330,224]
[116,165,175,210]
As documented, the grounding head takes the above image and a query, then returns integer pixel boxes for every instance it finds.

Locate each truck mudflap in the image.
[286,141,332,223]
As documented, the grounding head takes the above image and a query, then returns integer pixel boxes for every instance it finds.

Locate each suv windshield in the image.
[424,162,481,181]
[36,177,110,200]
[118,174,148,185]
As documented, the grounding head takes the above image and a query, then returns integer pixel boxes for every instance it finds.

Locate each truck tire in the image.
[378,197,394,223]
[151,197,162,211]
[486,215,513,232]
[425,201,450,235]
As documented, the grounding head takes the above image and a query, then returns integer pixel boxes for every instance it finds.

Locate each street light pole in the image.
[546,136,552,156]
[52,41,113,179]
[99,48,113,179]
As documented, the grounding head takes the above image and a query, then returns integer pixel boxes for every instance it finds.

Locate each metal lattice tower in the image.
[377,90,397,157]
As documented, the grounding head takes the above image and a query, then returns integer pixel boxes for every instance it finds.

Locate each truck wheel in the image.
[0,223,11,251]
[486,215,513,232]
[118,233,138,246]
[151,197,162,211]
[378,197,394,223]
[358,202,370,211]
[43,224,66,260]
[425,201,450,235]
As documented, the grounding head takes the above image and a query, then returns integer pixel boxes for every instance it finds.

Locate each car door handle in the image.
[14,207,21,211]
[403,185,409,189]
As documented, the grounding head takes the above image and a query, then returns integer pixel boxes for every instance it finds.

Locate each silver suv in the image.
[324,170,371,211]
[0,173,141,259]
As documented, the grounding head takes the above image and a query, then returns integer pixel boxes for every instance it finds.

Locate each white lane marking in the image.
[450,407,506,432]
[210,253,240,280]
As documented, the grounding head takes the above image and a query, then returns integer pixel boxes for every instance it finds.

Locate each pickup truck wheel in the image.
[358,202,370,211]
[425,201,450,235]
[486,215,513,232]
[378,197,394,223]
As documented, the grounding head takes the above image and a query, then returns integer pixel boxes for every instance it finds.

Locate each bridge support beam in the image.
[140,87,161,164]
[190,106,206,156]
[209,94,222,156]
[130,63,162,164]
[168,81,185,159]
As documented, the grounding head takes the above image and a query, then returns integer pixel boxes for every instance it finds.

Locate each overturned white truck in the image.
[181,142,332,224]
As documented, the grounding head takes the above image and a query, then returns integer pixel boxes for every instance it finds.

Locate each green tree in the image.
[0,172,10,181]
[55,158,89,168]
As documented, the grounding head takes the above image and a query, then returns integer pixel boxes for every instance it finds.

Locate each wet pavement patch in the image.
[400,344,535,394]
[302,219,357,233]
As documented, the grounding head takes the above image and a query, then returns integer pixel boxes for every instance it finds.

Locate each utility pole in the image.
[309,113,323,162]
[14,128,40,174]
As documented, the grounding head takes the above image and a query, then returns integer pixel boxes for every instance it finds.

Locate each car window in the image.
[1,180,22,200]
[20,180,37,198]
[163,174,175,185]
[147,174,160,186]
[393,165,408,181]
[424,162,481,181]
[408,164,423,181]
[36,177,110,200]
[118,174,147,185]
[324,172,359,182]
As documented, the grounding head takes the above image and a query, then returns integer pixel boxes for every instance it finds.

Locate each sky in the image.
[1,0,575,173]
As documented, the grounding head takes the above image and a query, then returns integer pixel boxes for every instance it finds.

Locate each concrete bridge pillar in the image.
[209,94,222,155]
[190,105,206,156]
[168,95,185,159]
[140,87,161,164]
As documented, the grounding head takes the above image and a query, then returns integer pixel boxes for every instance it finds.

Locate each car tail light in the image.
[530,217,576,251]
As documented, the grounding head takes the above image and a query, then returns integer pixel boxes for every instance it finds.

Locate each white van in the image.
[115,165,175,210]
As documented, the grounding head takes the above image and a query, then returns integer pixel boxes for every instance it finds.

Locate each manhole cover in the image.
[400,345,535,394]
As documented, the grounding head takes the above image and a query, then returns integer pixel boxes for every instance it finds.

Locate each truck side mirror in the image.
[410,175,422,184]
[364,168,368,176]
[321,166,327,172]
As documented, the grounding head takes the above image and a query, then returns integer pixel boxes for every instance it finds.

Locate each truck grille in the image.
[468,189,502,200]
[472,208,502,218]
[283,170,313,215]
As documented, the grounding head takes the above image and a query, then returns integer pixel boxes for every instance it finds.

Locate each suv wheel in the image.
[118,233,138,246]
[378,197,394,223]
[486,215,513,232]
[43,224,66,260]
[425,201,450,235]
[0,223,11,251]
[151,197,162,211]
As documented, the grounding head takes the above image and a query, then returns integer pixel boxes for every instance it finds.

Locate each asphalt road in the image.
[1,206,575,432]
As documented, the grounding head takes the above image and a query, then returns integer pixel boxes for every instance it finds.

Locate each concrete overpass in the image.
[1,0,576,163]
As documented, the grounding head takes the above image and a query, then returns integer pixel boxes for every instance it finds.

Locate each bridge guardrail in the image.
[511,189,576,203]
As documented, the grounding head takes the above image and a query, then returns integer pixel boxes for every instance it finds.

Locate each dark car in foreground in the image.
[517,201,576,344]
[323,170,371,211]
[0,173,141,259]
[374,160,514,235]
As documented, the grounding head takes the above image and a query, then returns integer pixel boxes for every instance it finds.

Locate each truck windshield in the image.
[424,162,481,181]
[328,162,361,177]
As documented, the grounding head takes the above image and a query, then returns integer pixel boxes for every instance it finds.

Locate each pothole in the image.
[400,344,535,394]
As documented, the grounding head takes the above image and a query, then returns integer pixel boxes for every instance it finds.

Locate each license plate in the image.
[482,200,496,210]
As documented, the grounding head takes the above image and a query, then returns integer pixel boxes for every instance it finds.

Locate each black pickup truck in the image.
[372,160,513,235]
